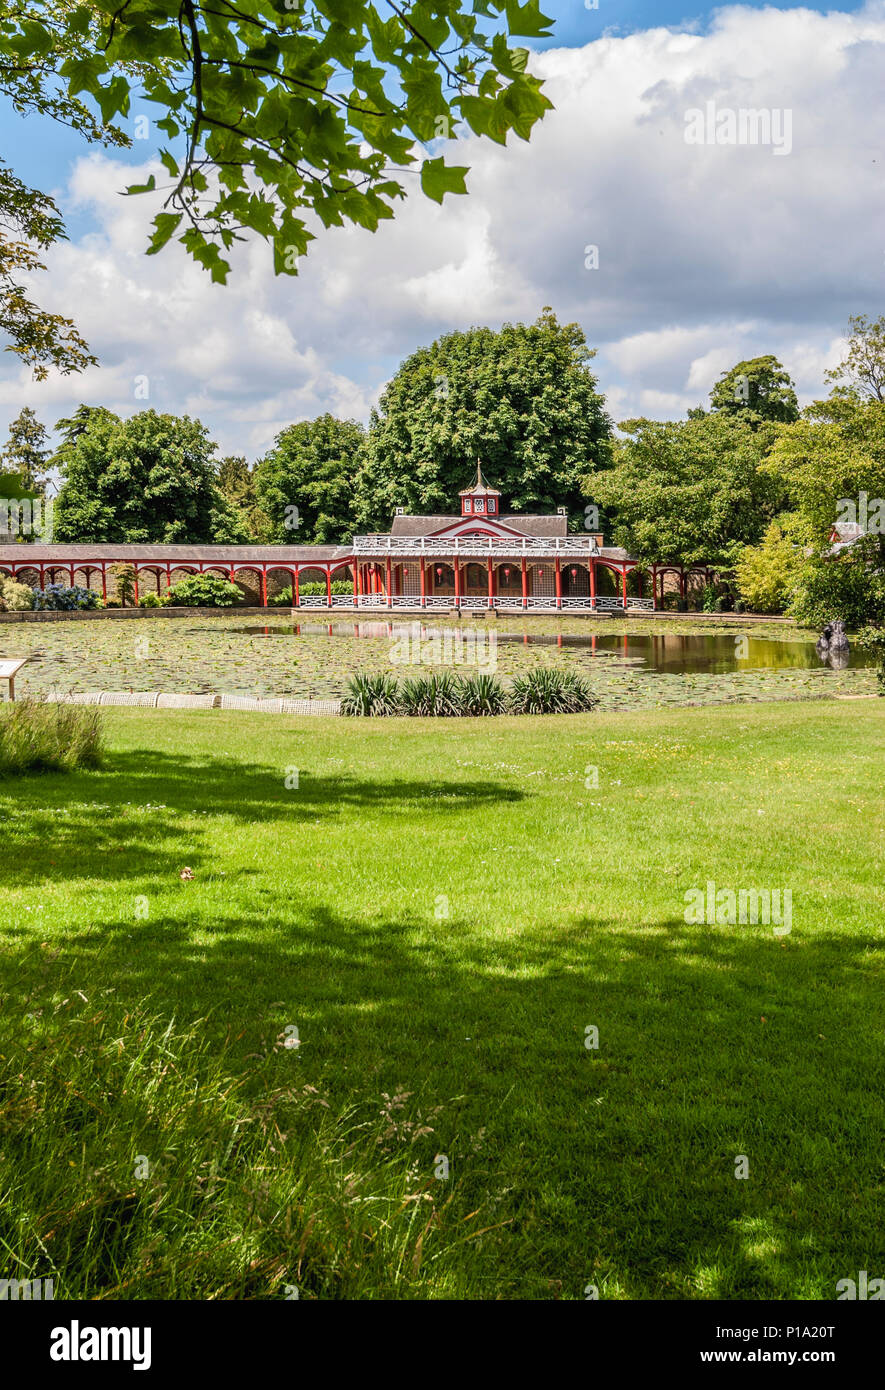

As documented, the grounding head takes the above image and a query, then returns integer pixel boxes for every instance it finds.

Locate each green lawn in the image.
[1,699,883,1299]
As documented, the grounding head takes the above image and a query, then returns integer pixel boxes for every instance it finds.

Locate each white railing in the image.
[353,534,601,557]
[290,593,658,613]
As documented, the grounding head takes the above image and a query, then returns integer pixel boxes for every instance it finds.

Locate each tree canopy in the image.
[356,309,612,528]
[824,314,885,402]
[255,414,364,543]
[591,412,786,567]
[709,355,799,424]
[1,0,552,296]
[53,407,247,542]
[1,406,50,490]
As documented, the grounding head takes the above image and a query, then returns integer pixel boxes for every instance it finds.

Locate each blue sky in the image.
[0,1,881,458]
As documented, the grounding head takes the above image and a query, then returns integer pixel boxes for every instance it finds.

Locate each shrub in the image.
[456,672,508,716]
[509,668,598,715]
[735,518,805,615]
[0,697,104,776]
[398,671,461,716]
[32,583,100,611]
[164,574,243,607]
[138,591,165,608]
[788,540,885,631]
[340,672,401,716]
[0,576,35,611]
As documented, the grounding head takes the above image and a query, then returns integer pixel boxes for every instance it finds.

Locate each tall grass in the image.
[0,697,103,776]
[0,996,481,1300]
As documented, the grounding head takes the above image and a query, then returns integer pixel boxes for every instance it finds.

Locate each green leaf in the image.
[420,157,469,203]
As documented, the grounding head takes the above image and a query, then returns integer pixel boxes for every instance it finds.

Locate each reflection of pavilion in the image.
[0,468,717,612]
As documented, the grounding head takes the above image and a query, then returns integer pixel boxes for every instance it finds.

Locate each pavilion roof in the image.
[390,514,568,538]
[0,543,353,564]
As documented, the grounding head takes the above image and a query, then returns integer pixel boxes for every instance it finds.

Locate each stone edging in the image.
[44,691,341,715]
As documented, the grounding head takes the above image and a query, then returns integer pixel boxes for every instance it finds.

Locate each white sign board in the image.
[0,658,27,699]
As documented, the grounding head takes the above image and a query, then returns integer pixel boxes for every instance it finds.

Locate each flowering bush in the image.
[32,584,101,611]
[0,576,36,611]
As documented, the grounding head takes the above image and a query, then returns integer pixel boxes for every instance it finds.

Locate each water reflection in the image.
[221,623,874,674]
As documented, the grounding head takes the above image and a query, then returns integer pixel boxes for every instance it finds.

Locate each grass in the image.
[0,699,883,1299]
[0,697,103,776]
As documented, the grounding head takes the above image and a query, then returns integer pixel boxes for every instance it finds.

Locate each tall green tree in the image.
[217,453,272,539]
[255,415,364,544]
[763,393,885,560]
[825,314,885,402]
[357,310,612,528]
[1,0,552,297]
[709,355,799,424]
[53,408,247,543]
[591,412,785,567]
[1,405,49,490]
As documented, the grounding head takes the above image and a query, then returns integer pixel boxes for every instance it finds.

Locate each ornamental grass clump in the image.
[340,672,401,716]
[456,672,509,716]
[508,667,598,715]
[398,671,461,717]
[0,696,104,776]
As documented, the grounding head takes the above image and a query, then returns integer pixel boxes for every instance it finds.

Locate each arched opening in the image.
[495,561,521,596]
[594,563,620,597]
[428,562,454,596]
[464,562,486,594]
[562,562,590,598]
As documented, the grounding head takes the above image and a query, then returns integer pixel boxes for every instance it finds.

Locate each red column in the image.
[39,564,45,589]
[420,558,426,609]
[454,557,461,607]
[652,565,657,610]
[521,557,528,609]
[260,567,267,606]
[622,568,628,608]
[101,566,107,603]
[487,557,494,607]
[294,568,300,607]
[386,556,392,606]
[133,569,139,606]
[680,570,687,600]
[166,565,172,591]
[589,560,596,610]
[554,556,562,609]
[155,569,162,594]
[326,569,332,606]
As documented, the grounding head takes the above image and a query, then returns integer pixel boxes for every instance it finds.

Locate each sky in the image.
[0,0,882,460]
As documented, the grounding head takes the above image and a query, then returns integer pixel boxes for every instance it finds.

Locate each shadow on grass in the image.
[0,749,527,886]
[3,903,884,1299]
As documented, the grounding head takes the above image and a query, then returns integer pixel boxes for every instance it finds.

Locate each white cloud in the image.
[3,3,885,452]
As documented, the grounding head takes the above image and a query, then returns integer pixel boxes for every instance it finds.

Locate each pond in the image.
[1,615,877,711]
[234,624,875,675]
